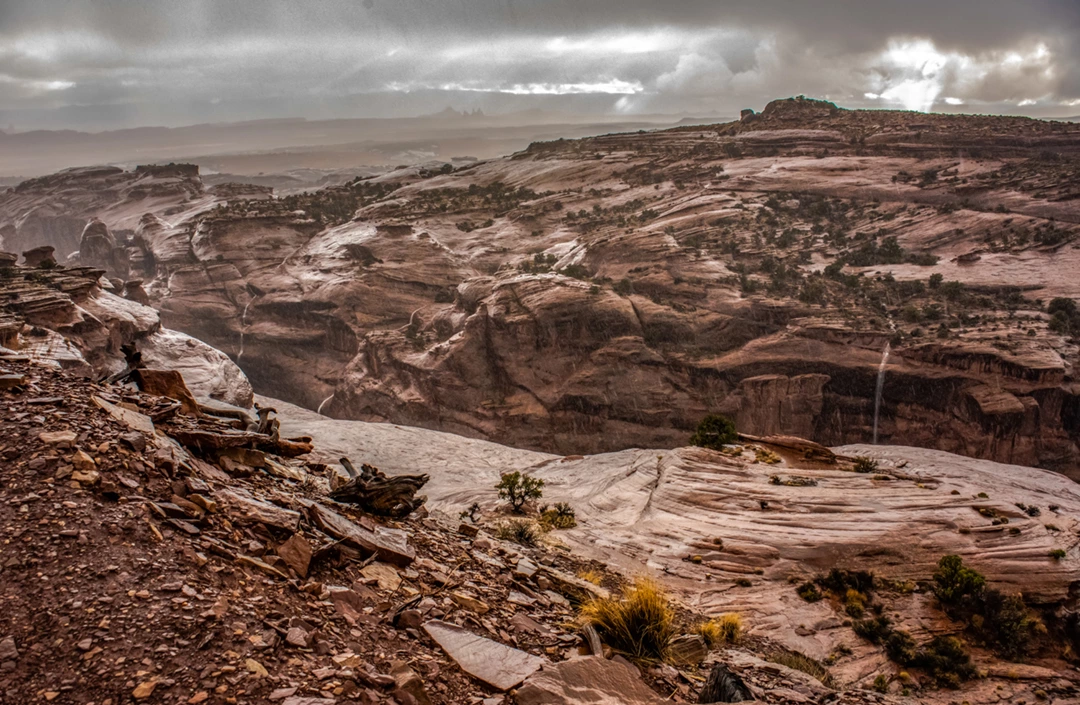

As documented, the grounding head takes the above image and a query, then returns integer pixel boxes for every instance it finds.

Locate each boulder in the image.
[139,328,254,408]
[132,368,201,416]
[22,245,56,268]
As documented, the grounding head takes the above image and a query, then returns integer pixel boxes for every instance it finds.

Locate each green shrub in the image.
[690,414,738,450]
[932,555,986,605]
[912,636,976,689]
[770,475,817,487]
[559,263,590,280]
[885,629,918,665]
[1050,548,1066,560]
[819,568,875,595]
[540,502,577,529]
[852,616,892,644]
[458,502,481,522]
[932,555,1040,659]
[974,588,1040,659]
[797,582,823,602]
[1048,297,1078,318]
[496,471,544,513]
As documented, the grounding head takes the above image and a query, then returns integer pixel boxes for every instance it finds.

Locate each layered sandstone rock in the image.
[268,396,1080,686]
[0,257,251,405]
[3,104,1080,470]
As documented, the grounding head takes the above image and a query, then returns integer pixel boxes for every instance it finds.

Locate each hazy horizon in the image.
[1,0,1078,133]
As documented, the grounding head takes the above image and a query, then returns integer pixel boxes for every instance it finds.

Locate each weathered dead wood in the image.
[328,458,428,518]
[164,428,313,458]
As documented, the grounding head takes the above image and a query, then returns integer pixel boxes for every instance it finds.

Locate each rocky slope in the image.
[4,97,1080,472]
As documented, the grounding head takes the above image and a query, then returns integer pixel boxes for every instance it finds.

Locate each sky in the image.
[1,0,1079,131]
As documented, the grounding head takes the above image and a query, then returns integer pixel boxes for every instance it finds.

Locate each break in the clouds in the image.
[1,0,1078,130]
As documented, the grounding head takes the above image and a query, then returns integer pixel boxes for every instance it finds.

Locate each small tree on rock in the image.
[690,414,738,450]
[497,472,543,514]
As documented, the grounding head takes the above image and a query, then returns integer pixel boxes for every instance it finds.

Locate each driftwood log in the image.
[328,458,429,519]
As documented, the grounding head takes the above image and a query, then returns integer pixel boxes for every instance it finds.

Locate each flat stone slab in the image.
[93,395,155,435]
[516,656,666,705]
[308,502,414,566]
[423,620,544,691]
[217,488,300,533]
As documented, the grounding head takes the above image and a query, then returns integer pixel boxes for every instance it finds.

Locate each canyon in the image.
[5,98,1080,476]
[4,98,1080,701]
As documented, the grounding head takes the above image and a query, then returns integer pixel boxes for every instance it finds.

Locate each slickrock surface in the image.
[5,98,1080,471]
[0,164,226,260]
[270,398,1080,696]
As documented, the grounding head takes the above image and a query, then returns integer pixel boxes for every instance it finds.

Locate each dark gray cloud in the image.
[1,0,1078,131]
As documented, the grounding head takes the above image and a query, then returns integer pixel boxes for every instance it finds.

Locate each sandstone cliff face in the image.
[0,165,215,260]
[4,102,1080,471]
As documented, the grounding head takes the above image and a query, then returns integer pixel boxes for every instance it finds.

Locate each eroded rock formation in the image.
[4,99,1080,470]
[0,253,251,406]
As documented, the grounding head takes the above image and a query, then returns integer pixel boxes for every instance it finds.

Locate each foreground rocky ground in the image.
[3,351,970,705]
[4,98,1080,473]
[5,348,1080,704]
[0,355,636,705]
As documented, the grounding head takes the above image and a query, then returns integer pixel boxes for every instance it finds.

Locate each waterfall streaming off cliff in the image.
[873,343,891,445]
[236,297,253,363]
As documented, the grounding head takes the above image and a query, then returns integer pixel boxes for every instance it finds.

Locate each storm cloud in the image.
[1,0,1078,130]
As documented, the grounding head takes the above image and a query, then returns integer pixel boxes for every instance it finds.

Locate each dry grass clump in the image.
[767,650,834,687]
[580,578,676,661]
[754,447,782,464]
[495,518,541,546]
[577,569,604,586]
[694,613,743,647]
[853,456,879,473]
